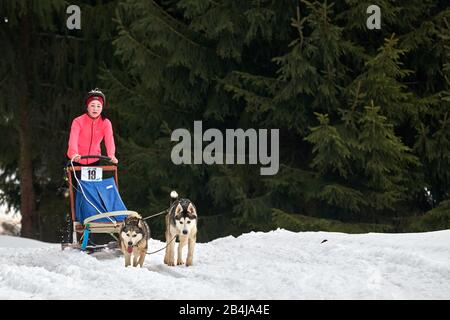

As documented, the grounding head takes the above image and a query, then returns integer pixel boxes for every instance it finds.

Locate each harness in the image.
[126,212,178,256]
[146,235,177,255]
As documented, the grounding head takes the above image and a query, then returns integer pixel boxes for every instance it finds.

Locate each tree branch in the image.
[148,0,208,49]
[116,15,163,60]
[32,32,88,41]
[291,4,305,49]
[103,68,136,95]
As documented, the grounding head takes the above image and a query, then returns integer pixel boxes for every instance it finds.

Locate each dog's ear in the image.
[175,203,183,216]
[187,203,197,216]
[137,219,143,229]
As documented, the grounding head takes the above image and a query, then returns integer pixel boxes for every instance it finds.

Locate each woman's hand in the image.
[110,156,118,164]
[72,154,81,162]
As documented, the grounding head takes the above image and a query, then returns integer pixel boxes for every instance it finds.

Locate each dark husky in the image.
[118,213,150,267]
[164,191,198,266]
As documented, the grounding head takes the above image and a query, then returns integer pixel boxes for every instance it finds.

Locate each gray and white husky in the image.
[118,213,150,267]
[164,191,198,266]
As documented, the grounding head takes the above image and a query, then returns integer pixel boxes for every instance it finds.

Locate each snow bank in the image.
[0,229,449,299]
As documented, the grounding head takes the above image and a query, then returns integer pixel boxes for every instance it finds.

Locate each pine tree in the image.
[102,0,297,237]
[304,112,367,214]
[305,113,351,178]
[411,10,450,206]
[1,0,448,240]
[104,0,450,236]
[357,102,419,210]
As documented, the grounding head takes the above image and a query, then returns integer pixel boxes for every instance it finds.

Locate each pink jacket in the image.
[67,114,116,165]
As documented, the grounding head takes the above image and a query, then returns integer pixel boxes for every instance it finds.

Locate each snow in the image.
[0,229,449,299]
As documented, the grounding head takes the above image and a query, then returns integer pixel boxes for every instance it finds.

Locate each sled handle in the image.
[80,155,112,161]
[66,155,112,166]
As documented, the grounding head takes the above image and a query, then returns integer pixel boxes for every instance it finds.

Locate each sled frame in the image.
[65,163,125,250]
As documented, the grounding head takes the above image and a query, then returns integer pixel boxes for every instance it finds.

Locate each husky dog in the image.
[164,191,198,266]
[118,213,150,267]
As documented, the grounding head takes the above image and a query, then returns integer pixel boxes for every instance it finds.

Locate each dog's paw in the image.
[177,260,185,265]
[186,259,193,266]
[165,259,175,266]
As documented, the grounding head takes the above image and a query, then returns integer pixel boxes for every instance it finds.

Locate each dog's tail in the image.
[170,190,179,206]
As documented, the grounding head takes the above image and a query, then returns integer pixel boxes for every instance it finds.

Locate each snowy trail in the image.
[0,229,449,299]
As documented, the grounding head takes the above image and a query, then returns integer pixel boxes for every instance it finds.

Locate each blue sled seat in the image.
[76,177,128,223]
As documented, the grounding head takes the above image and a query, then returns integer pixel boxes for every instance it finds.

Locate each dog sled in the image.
[61,155,138,253]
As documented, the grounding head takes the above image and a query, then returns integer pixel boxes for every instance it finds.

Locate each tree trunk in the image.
[18,12,38,239]
[18,97,38,238]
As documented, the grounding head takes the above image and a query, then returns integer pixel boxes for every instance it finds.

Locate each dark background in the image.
[0,0,449,242]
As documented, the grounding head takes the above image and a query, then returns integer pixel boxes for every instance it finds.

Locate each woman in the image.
[67,88,118,165]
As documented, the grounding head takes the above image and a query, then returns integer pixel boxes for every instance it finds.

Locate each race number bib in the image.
[81,167,103,181]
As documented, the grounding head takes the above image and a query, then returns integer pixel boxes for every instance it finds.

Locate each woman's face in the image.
[87,100,103,119]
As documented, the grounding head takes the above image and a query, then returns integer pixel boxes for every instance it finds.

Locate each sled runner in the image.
[61,155,137,253]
